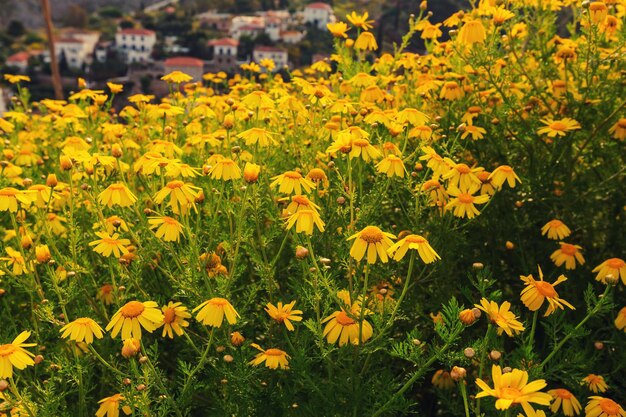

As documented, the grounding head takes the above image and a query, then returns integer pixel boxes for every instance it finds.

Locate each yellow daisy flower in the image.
[265,301,303,331]
[387,234,440,263]
[160,302,191,338]
[592,258,626,285]
[548,388,582,416]
[60,318,104,344]
[347,225,396,264]
[105,301,164,340]
[96,394,131,417]
[541,219,571,240]
[98,183,138,208]
[616,307,626,332]
[550,242,585,270]
[161,70,193,84]
[193,297,239,328]
[0,331,37,378]
[537,118,581,137]
[153,180,201,215]
[475,298,525,337]
[584,397,626,417]
[520,267,574,316]
[89,232,130,258]
[582,374,608,393]
[322,291,373,346]
[270,171,316,195]
[148,216,184,242]
[249,344,290,369]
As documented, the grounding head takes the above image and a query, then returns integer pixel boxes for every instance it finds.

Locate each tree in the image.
[63,5,88,28]
[98,6,123,19]
[6,20,25,38]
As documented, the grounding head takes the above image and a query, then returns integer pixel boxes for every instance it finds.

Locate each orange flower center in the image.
[264,348,284,357]
[590,2,607,12]
[456,164,471,174]
[0,188,18,197]
[0,344,17,357]
[307,169,326,181]
[352,139,370,147]
[162,217,179,225]
[335,311,356,326]
[458,193,474,204]
[549,220,563,228]
[554,389,573,399]
[617,119,626,128]
[166,180,184,189]
[599,399,620,415]
[163,307,177,324]
[120,301,145,318]
[549,121,567,131]
[108,184,125,191]
[497,387,522,401]
[606,258,625,269]
[444,82,459,89]
[283,171,302,180]
[209,297,228,307]
[535,281,557,297]
[498,165,513,173]
[405,235,426,244]
[560,244,577,256]
[74,318,94,326]
[292,195,310,205]
[359,226,384,243]
[102,237,121,246]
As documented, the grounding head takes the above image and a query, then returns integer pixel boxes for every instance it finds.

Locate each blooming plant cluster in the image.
[0,1,626,416]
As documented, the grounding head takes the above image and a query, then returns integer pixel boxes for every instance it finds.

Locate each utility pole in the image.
[41,0,63,100]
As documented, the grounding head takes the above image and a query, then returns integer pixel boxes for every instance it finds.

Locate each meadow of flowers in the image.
[0,0,625,416]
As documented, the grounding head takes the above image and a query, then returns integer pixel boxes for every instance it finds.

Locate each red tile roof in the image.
[164,56,204,67]
[7,51,30,63]
[55,37,83,44]
[306,2,332,10]
[118,28,156,36]
[208,38,239,47]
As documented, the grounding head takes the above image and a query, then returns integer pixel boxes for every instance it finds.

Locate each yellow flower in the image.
[208,158,241,181]
[589,2,608,24]
[160,302,191,338]
[3,74,30,84]
[440,81,465,100]
[161,71,193,83]
[387,234,440,263]
[0,331,37,378]
[193,297,239,328]
[541,219,571,240]
[489,165,521,189]
[105,301,164,340]
[98,183,138,208]
[354,31,378,51]
[322,291,373,346]
[236,127,277,147]
[1,247,31,275]
[537,118,581,137]
[35,244,51,263]
[153,180,201,215]
[107,82,123,94]
[585,397,626,417]
[121,338,141,358]
[475,365,551,415]
[475,298,525,336]
[520,267,574,316]
[445,188,490,219]
[60,318,104,344]
[243,162,261,183]
[89,232,130,258]
[148,216,184,242]
[265,301,303,331]
[0,187,34,212]
[347,225,396,264]
[608,118,626,140]
[283,194,321,216]
[376,155,405,177]
[457,19,486,45]
[96,394,131,417]
[615,306,626,332]
[249,344,290,369]
[442,163,482,192]
[327,21,349,38]
[550,242,585,270]
[346,11,374,30]
[285,209,325,235]
[548,388,582,416]
[582,374,609,393]
[592,258,626,285]
[270,171,316,195]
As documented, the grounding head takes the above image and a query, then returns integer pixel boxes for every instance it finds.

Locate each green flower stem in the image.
[459,381,470,417]
[540,284,612,369]
[476,324,493,416]
[140,346,184,417]
[87,345,125,376]
[181,328,214,402]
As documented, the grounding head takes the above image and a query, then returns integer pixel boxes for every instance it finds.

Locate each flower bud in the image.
[459,309,477,325]
[464,347,475,358]
[36,245,52,264]
[243,162,260,183]
[0,380,8,392]
[604,274,618,285]
[450,366,466,381]
[46,174,58,187]
[121,338,141,358]
[230,331,245,347]
[489,350,502,361]
[295,246,309,259]
[223,354,234,363]
[60,155,73,171]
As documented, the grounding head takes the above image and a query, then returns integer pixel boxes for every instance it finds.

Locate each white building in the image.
[252,46,288,71]
[55,37,89,69]
[6,52,30,73]
[208,38,239,71]
[303,2,335,30]
[115,28,157,64]
[230,16,265,40]
[281,30,306,44]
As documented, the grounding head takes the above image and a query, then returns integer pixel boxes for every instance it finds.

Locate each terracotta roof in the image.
[305,2,332,10]
[7,51,30,63]
[164,56,204,67]
[208,38,239,47]
[118,28,156,36]
[254,46,287,53]
[55,37,83,44]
